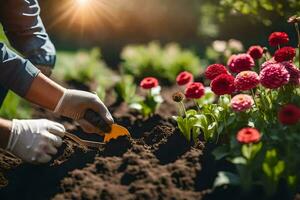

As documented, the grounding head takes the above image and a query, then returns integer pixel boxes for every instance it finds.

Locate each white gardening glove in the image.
[54,89,114,134]
[6,119,65,164]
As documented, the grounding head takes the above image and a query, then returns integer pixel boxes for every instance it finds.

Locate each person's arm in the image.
[0,118,12,149]
[0,0,56,76]
[25,73,114,134]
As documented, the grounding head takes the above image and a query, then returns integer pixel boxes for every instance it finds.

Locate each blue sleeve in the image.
[0,42,40,97]
[0,0,56,68]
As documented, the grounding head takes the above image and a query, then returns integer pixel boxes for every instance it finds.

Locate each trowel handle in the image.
[83,109,112,133]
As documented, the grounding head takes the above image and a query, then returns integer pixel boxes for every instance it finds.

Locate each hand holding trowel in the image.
[54,90,130,149]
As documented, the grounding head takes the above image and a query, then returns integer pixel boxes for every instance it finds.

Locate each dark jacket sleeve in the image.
[0,42,40,97]
[0,0,56,68]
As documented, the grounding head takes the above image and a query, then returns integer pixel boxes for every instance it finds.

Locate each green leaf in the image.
[213,171,240,188]
[186,109,198,117]
[231,157,247,165]
[212,145,230,160]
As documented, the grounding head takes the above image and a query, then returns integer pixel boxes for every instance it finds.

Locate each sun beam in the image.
[49,0,120,35]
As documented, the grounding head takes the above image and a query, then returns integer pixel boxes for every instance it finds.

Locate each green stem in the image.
[193,99,200,112]
[180,101,186,116]
[251,89,257,109]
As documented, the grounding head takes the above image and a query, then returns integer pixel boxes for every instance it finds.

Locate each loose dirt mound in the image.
[0,115,212,200]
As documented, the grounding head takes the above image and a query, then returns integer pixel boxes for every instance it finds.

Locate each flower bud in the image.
[172,92,184,102]
[288,15,300,23]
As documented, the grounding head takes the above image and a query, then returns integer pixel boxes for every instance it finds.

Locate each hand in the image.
[54,89,114,134]
[6,119,65,164]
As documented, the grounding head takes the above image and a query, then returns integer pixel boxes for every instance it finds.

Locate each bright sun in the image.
[50,0,119,34]
[76,0,89,6]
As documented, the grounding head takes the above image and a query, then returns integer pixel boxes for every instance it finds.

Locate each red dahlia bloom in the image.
[236,127,261,144]
[281,62,300,85]
[234,71,260,91]
[205,64,228,80]
[211,74,235,95]
[140,77,159,89]
[227,53,255,73]
[247,45,264,59]
[274,46,296,62]
[176,71,194,86]
[259,63,290,89]
[278,104,300,125]
[185,82,205,99]
[268,32,289,47]
[231,94,254,112]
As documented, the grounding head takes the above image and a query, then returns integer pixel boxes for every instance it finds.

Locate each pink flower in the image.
[259,63,290,89]
[281,62,300,85]
[227,53,255,73]
[236,127,261,144]
[234,71,260,91]
[247,45,264,59]
[261,58,277,69]
[231,94,254,112]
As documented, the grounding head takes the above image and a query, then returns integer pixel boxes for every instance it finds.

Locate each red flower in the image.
[247,45,264,59]
[268,32,289,47]
[274,47,296,62]
[185,82,205,99]
[259,63,290,89]
[231,94,254,112]
[211,74,235,95]
[236,127,261,144]
[176,71,194,86]
[140,77,159,89]
[234,71,260,91]
[205,64,228,80]
[278,104,300,125]
[281,62,300,85]
[227,53,255,73]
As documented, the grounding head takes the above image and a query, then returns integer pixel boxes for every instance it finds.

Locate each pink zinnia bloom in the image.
[236,127,261,144]
[259,63,290,89]
[227,53,255,73]
[261,58,277,69]
[281,62,300,85]
[234,71,260,91]
[231,94,254,112]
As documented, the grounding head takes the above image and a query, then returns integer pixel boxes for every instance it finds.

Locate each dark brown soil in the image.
[0,83,297,200]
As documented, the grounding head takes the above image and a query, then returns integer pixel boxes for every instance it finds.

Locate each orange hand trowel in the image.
[63,109,130,149]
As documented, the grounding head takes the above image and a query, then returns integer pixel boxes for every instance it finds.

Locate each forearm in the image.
[25,73,65,111]
[0,118,12,149]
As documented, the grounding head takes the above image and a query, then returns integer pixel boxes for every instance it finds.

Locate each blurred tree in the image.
[219,0,300,26]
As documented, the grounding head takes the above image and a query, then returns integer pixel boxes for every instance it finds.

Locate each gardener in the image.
[0,0,113,164]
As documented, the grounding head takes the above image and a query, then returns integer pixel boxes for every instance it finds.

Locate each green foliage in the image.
[114,75,141,104]
[54,48,117,90]
[220,0,300,25]
[173,109,201,142]
[129,86,163,118]
[121,42,201,83]
[0,91,32,119]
